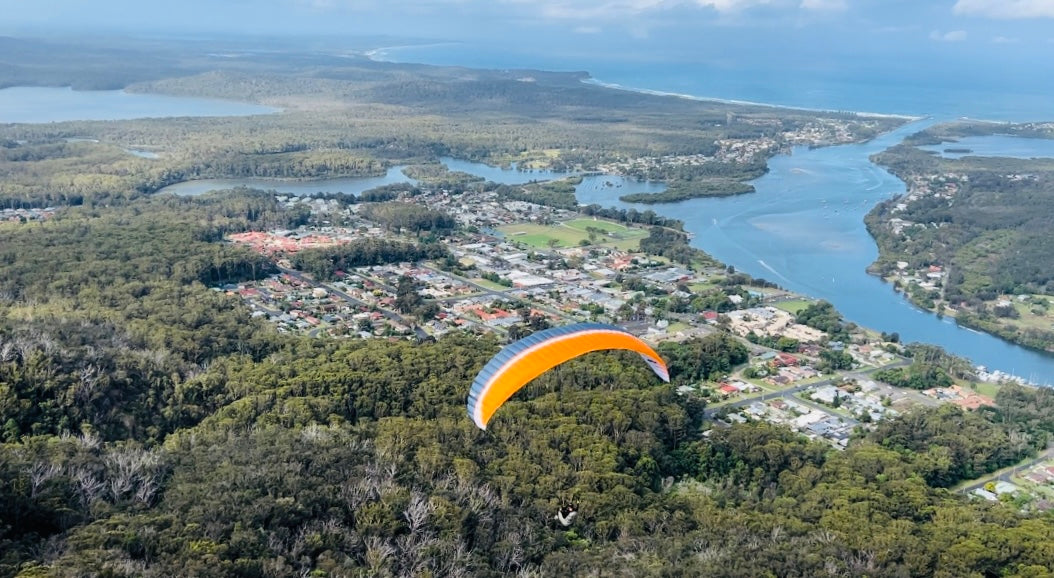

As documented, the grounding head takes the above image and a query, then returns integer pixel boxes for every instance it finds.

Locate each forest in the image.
[1,166,1053,578]
[866,121,1054,351]
[618,179,755,204]
[2,36,1054,577]
[0,36,903,211]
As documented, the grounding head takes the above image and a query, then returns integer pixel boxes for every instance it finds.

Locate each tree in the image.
[395,275,423,314]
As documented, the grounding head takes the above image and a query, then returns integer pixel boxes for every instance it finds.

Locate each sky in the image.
[2,0,1052,81]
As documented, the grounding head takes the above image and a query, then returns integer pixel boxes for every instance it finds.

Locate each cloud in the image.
[529,0,669,20]
[800,0,847,11]
[691,0,779,11]
[282,0,849,23]
[930,29,967,41]
[992,35,1020,42]
[459,0,828,20]
[953,0,1054,19]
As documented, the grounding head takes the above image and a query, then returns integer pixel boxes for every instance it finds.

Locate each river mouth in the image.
[153,140,1054,384]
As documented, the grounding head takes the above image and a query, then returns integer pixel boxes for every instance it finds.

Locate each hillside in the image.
[2,37,1054,577]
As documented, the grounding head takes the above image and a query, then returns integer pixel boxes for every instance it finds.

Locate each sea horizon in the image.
[369,41,1054,383]
[368,41,1054,124]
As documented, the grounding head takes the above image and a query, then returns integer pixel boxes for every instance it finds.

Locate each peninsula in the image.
[866,120,1054,353]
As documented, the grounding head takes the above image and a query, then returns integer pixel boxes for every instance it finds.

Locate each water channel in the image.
[161,136,1054,383]
[574,121,1054,385]
[9,86,1048,383]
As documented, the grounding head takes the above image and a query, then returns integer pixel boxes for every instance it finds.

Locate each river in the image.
[574,121,1054,385]
[157,141,1054,383]
[7,86,1054,383]
[156,166,418,197]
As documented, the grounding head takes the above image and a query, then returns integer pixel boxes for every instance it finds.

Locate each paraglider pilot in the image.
[555,504,578,527]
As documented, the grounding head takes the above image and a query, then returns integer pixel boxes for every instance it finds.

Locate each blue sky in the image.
[3,0,1052,42]
[2,0,1051,78]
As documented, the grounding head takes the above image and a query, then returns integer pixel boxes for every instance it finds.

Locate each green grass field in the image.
[1008,295,1054,331]
[497,218,647,250]
[968,380,1001,399]
[563,218,634,233]
[773,299,813,315]
[472,278,509,291]
[688,282,719,293]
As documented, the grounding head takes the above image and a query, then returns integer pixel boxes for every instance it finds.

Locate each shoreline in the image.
[581,78,924,122]
[362,45,924,122]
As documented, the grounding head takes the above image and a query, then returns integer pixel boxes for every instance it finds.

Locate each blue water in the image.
[918,135,1054,159]
[574,120,1054,385]
[372,43,1054,123]
[158,157,568,196]
[157,166,417,197]
[0,86,277,123]
[440,157,573,184]
[376,43,1054,383]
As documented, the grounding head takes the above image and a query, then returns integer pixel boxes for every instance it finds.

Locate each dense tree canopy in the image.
[0,39,1051,578]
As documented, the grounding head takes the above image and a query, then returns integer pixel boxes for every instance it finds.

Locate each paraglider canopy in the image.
[466,322,670,430]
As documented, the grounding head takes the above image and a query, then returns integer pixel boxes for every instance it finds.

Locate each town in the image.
[211,178,1033,463]
[179,125,1053,511]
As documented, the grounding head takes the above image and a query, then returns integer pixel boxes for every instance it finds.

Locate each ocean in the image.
[375,41,1054,383]
[370,42,1054,122]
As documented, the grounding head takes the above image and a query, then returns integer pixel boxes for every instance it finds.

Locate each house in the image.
[952,395,997,411]
[774,353,799,367]
[718,383,739,396]
[972,488,998,502]
[811,385,840,405]
[1025,471,1053,484]
[994,481,1020,495]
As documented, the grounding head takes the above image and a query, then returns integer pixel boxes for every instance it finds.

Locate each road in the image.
[703,359,911,422]
[277,265,430,340]
[417,263,576,323]
[957,444,1054,495]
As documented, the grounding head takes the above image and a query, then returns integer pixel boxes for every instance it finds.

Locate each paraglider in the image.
[466,322,670,430]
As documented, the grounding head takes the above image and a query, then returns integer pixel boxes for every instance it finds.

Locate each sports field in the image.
[772,299,813,314]
[497,218,647,250]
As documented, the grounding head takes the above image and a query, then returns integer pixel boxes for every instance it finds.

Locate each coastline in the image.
[364,44,923,122]
[173,46,1054,384]
[581,77,924,122]
[370,42,1049,380]
[363,42,462,61]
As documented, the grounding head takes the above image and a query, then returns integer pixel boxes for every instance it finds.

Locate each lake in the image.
[156,166,417,197]
[918,134,1054,160]
[0,86,277,123]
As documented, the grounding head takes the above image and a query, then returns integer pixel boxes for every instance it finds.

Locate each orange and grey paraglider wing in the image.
[466,322,669,430]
